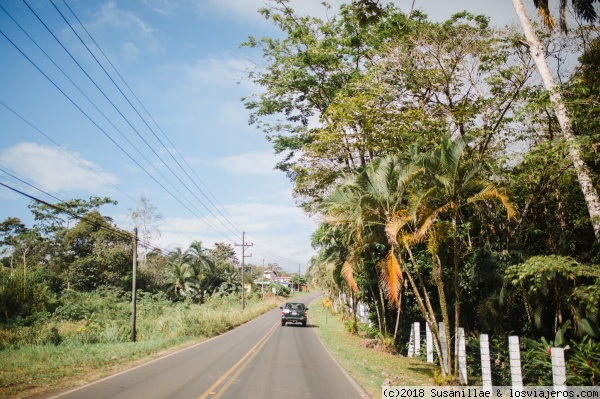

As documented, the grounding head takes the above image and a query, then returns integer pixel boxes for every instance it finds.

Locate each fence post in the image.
[458,327,467,384]
[551,348,566,389]
[414,322,421,356]
[408,323,415,357]
[508,336,523,389]
[439,322,449,374]
[480,334,493,390]
[426,322,434,363]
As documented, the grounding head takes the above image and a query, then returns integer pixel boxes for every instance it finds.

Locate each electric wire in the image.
[0,25,232,242]
[0,99,210,254]
[59,0,245,237]
[0,178,244,293]
[1,2,304,272]
[47,0,244,238]
[21,0,238,240]
[0,3,211,224]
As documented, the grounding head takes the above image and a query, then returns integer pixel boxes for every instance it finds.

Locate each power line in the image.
[59,0,245,237]
[1,1,305,269]
[0,99,222,258]
[48,0,244,238]
[0,25,232,242]
[22,0,239,239]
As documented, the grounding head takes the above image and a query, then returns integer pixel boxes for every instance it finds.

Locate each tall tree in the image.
[414,134,516,375]
[511,0,600,241]
[129,195,162,266]
[242,1,419,209]
[63,211,131,291]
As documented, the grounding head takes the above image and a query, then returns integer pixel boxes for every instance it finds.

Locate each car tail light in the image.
[304,311,308,316]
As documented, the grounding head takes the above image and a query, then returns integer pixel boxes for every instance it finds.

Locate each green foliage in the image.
[344,317,359,334]
[568,335,600,386]
[506,255,600,335]
[521,322,572,385]
[0,266,53,321]
[267,282,290,296]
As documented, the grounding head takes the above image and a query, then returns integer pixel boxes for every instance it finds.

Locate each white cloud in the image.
[160,56,255,90]
[214,151,280,176]
[94,1,154,35]
[89,1,163,57]
[0,142,118,193]
[157,200,317,271]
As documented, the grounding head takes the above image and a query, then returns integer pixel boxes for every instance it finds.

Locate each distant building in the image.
[257,270,291,288]
[262,270,278,281]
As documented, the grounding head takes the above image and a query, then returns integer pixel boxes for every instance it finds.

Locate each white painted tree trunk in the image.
[512,0,600,241]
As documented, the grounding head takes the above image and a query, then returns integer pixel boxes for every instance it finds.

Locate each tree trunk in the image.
[434,254,452,375]
[453,215,460,377]
[403,248,447,375]
[512,0,600,242]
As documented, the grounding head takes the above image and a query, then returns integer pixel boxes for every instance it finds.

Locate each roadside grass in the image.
[0,295,288,399]
[309,297,435,399]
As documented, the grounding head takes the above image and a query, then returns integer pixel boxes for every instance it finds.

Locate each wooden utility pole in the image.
[235,232,253,310]
[131,228,138,342]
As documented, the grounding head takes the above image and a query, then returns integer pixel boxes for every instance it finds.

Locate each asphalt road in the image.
[40,294,369,399]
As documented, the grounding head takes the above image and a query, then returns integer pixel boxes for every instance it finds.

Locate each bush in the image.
[267,283,290,296]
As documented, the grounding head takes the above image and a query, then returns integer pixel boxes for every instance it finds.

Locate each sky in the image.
[0,0,534,274]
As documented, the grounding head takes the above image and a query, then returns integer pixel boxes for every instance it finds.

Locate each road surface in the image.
[39,294,369,399]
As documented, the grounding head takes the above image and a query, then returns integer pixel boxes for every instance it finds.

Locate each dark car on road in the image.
[280,302,308,326]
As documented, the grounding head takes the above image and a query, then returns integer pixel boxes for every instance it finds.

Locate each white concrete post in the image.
[408,323,415,357]
[439,322,449,374]
[414,322,421,356]
[458,327,467,384]
[426,322,434,363]
[508,336,523,389]
[480,334,493,390]
[551,347,566,389]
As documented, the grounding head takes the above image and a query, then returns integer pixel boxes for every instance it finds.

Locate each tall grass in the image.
[0,291,282,398]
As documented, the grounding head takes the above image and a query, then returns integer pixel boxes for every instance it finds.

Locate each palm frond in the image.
[378,248,403,306]
[535,0,557,29]
[468,185,517,220]
[415,202,454,241]
[384,209,412,246]
[342,258,359,292]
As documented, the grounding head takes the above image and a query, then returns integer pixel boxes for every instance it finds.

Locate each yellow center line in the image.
[197,321,279,399]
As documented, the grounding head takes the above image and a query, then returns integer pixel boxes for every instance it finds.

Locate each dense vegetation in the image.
[242,0,600,385]
[0,195,295,346]
[2,0,600,389]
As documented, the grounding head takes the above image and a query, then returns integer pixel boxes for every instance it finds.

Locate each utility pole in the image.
[235,232,253,310]
[261,258,265,299]
[298,263,301,292]
[131,228,138,342]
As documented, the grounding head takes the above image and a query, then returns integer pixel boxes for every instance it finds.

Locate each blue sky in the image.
[0,0,528,273]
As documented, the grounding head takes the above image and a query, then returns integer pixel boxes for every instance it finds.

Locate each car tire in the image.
[302,321,307,327]
[281,321,286,326]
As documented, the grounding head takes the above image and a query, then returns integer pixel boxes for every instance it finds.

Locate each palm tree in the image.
[320,154,449,371]
[511,0,600,241]
[186,241,216,284]
[168,246,190,263]
[414,134,516,376]
[165,260,198,300]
